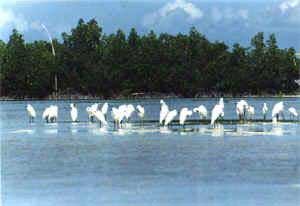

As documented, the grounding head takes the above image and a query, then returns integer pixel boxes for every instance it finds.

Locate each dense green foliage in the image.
[0,19,299,98]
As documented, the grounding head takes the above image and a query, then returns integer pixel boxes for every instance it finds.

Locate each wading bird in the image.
[236,100,248,120]
[86,103,98,122]
[272,102,284,123]
[26,104,36,122]
[164,109,177,127]
[136,105,145,125]
[210,98,224,127]
[179,108,193,127]
[101,102,109,120]
[43,105,58,123]
[262,103,268,120]
[70,103,78,122]
[111,106,126,128]
[288,107,298,120]
[159,100,169,125]
[193,105,208,120]
[92,110,108,127]
[125,104,135,122]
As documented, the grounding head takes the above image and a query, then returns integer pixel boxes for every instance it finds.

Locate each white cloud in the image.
[210,7,248,23]
[0,7,29,31]
[279,0,300,13]
[143,0,203,26]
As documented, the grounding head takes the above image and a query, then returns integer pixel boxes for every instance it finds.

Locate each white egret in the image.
[288,107,298,120]
[164,109,178,126]
[272,102,284,123]
[43,105,58,123]
[179,108,193,126]
[111,107,126,128]
[70,103,78,122]
[49,105,58,123]
[193,105,208,120]
[86,103,98,122]
[42,106,51,122]
[111,107,119,126]
[159,100,169,125]
[26,104,36,122]
[118,104,128,125]
[125,104,135,122]
[92,110,108,127]
[236,100,248,120]
[136,105,145,124]
[262,103,268,120]
[210,98,224,127]
[101,102,109,120]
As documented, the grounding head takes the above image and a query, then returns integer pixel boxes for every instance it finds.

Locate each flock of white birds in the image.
[26,98,299,128]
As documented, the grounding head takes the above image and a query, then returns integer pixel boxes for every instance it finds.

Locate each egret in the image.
[288,107,298,120]
[118,104,128,124]
[210,98,224,127]
[43,105,58,123]
[49,105,58,123]
[262,103,268,120]
[247,105,255,120]
[26,104,36,122]
[101,102,109,120]
[193,105,208,120]
[125,104,135,122]
[111,106,126,128]
[42,106,51,122]
[164,109,178,126]
[272,102,284,123]
[70,103,78,122]
[159,100,169,125]
[86,103,98,122]
[236,100,248,120]
[111,107,120,127]
[179,108,193,127]
[92,110,108,127]
[136,105,145,125]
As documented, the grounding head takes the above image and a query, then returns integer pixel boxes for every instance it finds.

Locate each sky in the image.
[0,0,299,50]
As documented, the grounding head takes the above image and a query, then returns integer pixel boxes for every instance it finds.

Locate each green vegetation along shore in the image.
[0,18,299,99]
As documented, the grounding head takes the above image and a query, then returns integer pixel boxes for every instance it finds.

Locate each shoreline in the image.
[1,93,300,101]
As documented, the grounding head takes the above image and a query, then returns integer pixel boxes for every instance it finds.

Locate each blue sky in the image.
[0,0,299,50]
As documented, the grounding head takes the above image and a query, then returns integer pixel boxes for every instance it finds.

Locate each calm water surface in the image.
[1,98,300,206]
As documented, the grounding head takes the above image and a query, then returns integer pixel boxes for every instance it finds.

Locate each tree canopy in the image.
[0,19,299,98]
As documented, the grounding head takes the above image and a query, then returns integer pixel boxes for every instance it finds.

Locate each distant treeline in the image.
[0,18,299,98]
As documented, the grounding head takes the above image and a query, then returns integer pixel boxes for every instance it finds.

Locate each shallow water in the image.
[1,98,300,206]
